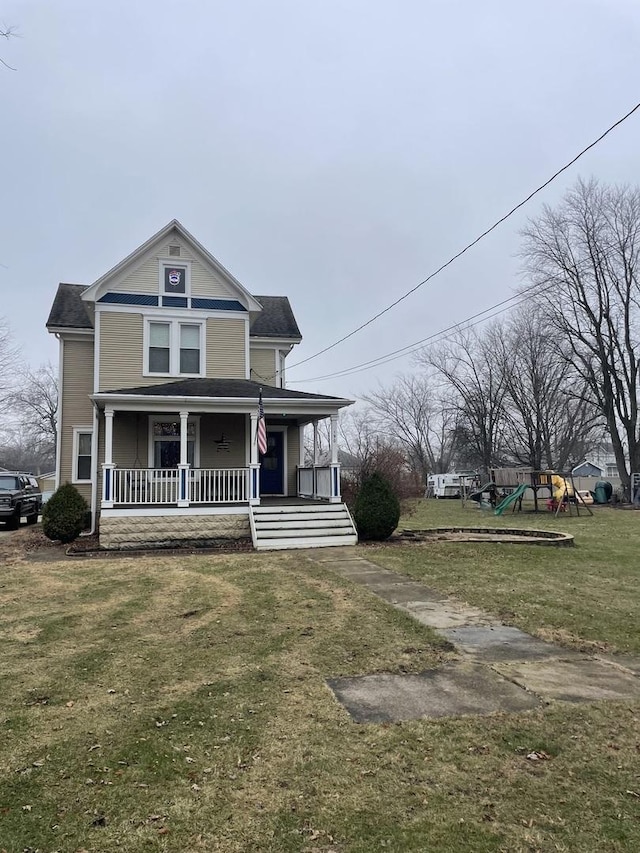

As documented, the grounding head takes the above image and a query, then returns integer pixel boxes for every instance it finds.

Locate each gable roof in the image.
[46,283,300,338]
[79,219,263,312]
[251,296,301,339]
[46,284,93,330]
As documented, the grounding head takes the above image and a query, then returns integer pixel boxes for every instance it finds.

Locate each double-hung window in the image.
[146,320,203,376]
[73,428,93,483]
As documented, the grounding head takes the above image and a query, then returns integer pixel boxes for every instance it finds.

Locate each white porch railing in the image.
[297,465,341,501]
[190,468,248,504]
[109,468,249,506]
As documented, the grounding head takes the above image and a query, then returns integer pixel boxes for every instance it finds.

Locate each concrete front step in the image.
[255,518,354,531]
[255,533,358,551]
[253,511,351,523]
[250,501,357,550]
[258,525,354,539]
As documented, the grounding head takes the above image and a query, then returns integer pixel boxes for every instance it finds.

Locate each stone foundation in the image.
[99,513,251,550]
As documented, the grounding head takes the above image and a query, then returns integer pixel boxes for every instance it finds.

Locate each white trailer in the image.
[426,474,463,499]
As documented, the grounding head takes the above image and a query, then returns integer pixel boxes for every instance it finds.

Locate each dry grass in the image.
[0,526,639,851]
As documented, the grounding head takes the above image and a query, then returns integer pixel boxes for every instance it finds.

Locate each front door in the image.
[260,431,284,494]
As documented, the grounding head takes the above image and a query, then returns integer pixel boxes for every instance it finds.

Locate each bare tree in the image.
[363,374,458,479]
[419,325,507,478]
[7,362,58,458]
[521,178,640,494]
[0,316,20,401]
[493,305,602,471]
[1,24,18,71]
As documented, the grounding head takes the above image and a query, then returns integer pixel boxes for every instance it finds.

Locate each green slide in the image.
[494,483,528,516]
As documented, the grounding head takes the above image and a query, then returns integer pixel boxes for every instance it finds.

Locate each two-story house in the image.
[47,220,357,550]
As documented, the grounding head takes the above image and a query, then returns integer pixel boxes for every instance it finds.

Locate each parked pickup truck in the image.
[0,472,41,529]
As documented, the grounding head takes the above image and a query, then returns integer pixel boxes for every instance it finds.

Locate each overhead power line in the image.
[286,98,640,373]
[288,240,620,385]
[288,286,538,384]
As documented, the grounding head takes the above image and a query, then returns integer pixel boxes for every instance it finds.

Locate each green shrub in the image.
[353,472,400,541]
[42,483,89,543]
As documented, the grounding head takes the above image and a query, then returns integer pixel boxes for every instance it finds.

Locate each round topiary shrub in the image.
[42,483,89,543]
[353,472,401,541]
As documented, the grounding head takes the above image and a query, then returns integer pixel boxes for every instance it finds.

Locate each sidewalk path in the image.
[307,548,640,722]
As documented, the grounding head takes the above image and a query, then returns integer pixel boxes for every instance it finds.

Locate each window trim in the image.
[72,426,93,484]
[147,415,201,469]
[143,317,206,378]
[158,258,192,298]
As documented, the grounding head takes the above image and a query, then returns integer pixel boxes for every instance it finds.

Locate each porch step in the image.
[250,501,358,551]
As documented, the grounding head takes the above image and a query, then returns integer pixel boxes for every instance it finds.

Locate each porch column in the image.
[178,410,190,507]
[312,420,319,497]
[249,412,260,505]
[101,407,115,508]
[297,424,305,496]
[329,413,341,503]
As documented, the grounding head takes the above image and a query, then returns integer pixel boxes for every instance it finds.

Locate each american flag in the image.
[257,391,268,456]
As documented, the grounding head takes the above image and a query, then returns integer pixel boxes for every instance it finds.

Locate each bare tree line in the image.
[0,319,58,473]
[334,178,640,497]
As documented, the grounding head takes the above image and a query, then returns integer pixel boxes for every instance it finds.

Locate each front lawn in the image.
[369,499,640,655]
[0,523,639,852]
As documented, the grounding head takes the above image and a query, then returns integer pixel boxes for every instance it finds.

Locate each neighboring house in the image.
[47,220,356,550]
[37,472,56,492]
[572,443,621,480]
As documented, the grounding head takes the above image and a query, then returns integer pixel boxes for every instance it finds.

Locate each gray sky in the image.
[2,0,640,401]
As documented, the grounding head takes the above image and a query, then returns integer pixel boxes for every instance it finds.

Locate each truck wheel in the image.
[6,510,20,530]
[26,511,38,526]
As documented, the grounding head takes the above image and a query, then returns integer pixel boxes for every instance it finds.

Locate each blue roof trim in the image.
[192,297,246,311]
[162,296,188,308]
[98,292,159,306]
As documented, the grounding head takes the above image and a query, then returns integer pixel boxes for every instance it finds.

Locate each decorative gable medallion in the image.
[164,266,186,294]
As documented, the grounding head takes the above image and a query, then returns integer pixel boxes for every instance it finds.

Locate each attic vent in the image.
[168,245,181,257]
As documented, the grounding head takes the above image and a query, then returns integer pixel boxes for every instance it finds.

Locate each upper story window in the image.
[145,319,205,377]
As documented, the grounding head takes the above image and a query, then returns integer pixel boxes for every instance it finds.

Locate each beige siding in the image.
[250,348,277,385]
[287,425,299,496]
[59,337,94,504]
[199,414,247,468]
[191,258,241,299]
[106,233,244,301]
[99,311,150,390]
[111,256,159,294]
[206,318,246,378]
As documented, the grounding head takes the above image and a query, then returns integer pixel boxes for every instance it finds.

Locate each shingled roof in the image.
[97,378,348,402]
[46,284,301,339]
[46,284,93,330]
[251,295,301,339]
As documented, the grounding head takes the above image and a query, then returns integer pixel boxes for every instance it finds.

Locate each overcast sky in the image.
[2,0,639,402]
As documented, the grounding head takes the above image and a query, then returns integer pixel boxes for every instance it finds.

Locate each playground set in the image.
[465,468,594,517]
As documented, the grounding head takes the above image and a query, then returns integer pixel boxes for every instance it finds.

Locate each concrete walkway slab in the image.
[442,625,581,662]
[327,662,542,723]
[400,602,492,630]
[493,658,640,703]
[305,549,640,717]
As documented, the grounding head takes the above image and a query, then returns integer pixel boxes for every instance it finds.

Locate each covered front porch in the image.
[93,379,351,514]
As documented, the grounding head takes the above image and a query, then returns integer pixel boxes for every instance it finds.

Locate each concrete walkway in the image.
[307,548,640,722]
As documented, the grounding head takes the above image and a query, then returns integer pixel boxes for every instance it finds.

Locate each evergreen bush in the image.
[42,483,89,543]
[353,472,400,541]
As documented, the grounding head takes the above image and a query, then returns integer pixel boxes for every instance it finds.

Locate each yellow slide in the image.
[551,474,573,503]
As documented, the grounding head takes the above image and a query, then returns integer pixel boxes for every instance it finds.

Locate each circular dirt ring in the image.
[398,527,574,546]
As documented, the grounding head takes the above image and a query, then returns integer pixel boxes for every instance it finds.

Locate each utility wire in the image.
[288,290,535,384]
[288,289,530,383]
[286,98,640,373]
[288,239,618,385]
